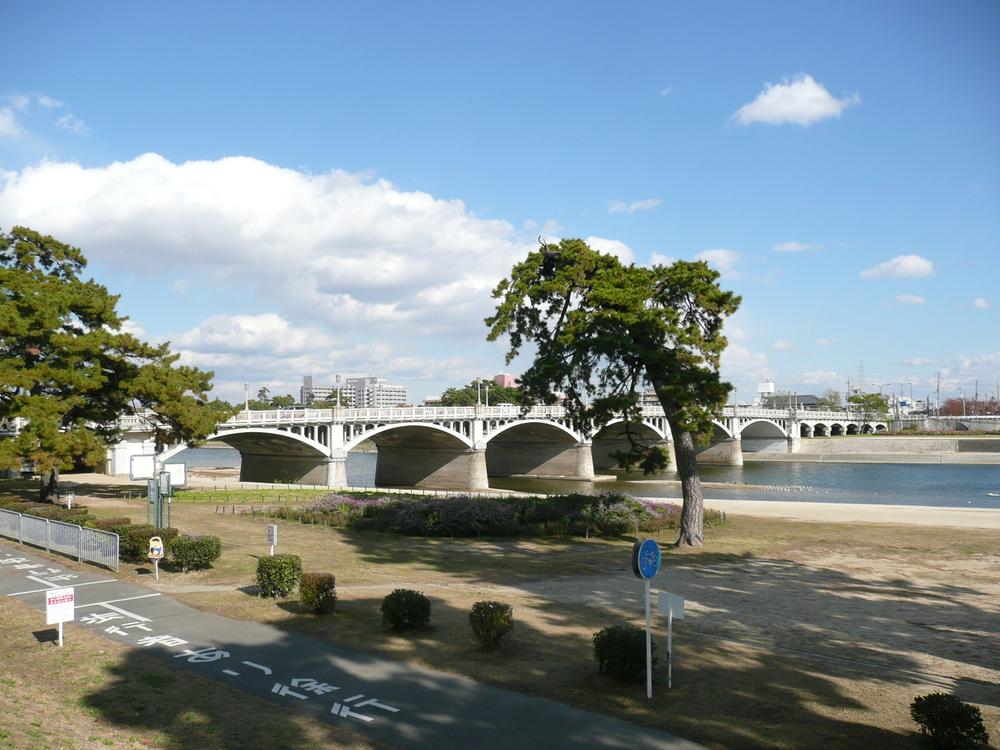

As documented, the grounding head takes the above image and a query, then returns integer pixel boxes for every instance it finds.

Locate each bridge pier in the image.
[696,437,743,466]
[325,454,348,488]
[375,446,489,491]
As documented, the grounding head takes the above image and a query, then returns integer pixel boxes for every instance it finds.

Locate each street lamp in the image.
[335,374,342,413]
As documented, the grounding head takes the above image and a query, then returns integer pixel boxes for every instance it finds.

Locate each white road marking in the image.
[23,576,58,589]
[9,578,117,596]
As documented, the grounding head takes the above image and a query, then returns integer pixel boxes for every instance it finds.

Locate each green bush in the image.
[85,517,132,531]
[256,554,302,598]
[169,535,222,572]
[469,600,514,651]
[381,589,431,631]
[299,572,337,614]
[118,525,179,562]
[593,624,656,681]
[910,693,989,749]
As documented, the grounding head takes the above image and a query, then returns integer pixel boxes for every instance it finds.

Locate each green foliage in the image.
[814,388,843,410]
[593,624,657,681]
[118,525,178,562]
[910,693,989,749]
[486,238,740,546]
[249,393,297,410]
[169,535,222,572]
[0,227,234,501]
[381,589,431,631]
[848,392,889,426]
[84,517,132,531]
[299,572,337,614]
[469,601,514,651]
[439,380,523,407]
[256,554,302,598]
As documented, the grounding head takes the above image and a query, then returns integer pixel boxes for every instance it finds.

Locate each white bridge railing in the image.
[0,509,119,571]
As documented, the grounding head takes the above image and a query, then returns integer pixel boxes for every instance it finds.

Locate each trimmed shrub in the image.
[256,554,302,598]
[469,600,513,651]
[593,624,657,681]
[381,589,431,632]
[911,693,989,749]
[119,525,179,562]
[300,572,337,614]
[85,517,132,531]
[169,535,222,572]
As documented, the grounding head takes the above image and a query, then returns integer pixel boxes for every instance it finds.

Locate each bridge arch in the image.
[344,422,473,453]
[484,420,591,479]
[739,419,788,454]
[591,420,671,473]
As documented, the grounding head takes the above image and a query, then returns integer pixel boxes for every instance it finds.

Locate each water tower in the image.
[756,380,775,407]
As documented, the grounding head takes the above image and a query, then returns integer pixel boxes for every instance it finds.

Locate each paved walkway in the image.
[0,541,701,750]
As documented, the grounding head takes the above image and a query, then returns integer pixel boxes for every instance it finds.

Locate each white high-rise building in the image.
[346,377,407,408]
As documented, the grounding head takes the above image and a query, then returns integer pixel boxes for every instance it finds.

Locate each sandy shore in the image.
[703,497,1000,529]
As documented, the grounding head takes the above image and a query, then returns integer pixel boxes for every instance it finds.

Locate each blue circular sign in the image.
[631,538,661,580]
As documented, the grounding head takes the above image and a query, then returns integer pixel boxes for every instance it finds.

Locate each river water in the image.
[168,447,1000,509]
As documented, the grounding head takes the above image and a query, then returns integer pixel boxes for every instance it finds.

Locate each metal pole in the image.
[667,603,674,689]
[644,578,652,699]
[58,621,63,648]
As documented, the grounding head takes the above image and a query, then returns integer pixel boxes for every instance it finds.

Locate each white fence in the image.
[0,509,119,571]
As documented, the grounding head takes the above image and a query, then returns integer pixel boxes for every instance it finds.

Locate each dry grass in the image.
[19,485,1000,750]
[0,597,378,750]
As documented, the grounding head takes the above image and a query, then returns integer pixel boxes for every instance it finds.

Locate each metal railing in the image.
[0,509,119,571]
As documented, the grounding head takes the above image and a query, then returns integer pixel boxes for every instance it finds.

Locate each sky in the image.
[1,1,998,407]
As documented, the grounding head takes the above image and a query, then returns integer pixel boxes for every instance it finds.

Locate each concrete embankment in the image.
[746,436,1000,464]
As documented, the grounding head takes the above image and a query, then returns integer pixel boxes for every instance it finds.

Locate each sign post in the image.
[45,587,75,647]
[631,538,662,699]
[148,536,164,580]
[266,524,278,556]
[658,592,685,689]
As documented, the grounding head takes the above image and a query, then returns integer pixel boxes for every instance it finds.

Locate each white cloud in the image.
[772,340,795,351]
[585,236,636,264]
[733,74,860,126]
[903,357,933,366]
[607,197,661,214]
[35,95,64,109]
[170,279,191,296]
[0,107,22,139]
[816,338,833,346]
[800,370,841,386]
[860,254,934,279]
[694,248,742,279]
[720,344,769,384]
[55,113,88,134]
[972,297,991,309]
[649,251,677,267]
[894,294,925,305]
[773,241,820,252]
[173,313,336,356]
[0,153,537,332]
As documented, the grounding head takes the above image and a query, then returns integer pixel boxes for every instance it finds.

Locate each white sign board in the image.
[163,462,187,488]
[658,592,685,620]
[46,587,75,625]
[267,524,278,545]
[129,454,156,481]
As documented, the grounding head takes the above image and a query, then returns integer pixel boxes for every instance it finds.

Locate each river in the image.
[167,446,1000,509]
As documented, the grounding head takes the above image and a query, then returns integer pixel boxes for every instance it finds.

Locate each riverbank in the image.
[701,498,1000,529]
[745,451,1000,464]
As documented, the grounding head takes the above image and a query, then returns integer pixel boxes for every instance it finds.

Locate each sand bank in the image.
[702,498,1000,529]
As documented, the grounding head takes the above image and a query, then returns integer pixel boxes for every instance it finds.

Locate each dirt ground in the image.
[11,478,1000,749]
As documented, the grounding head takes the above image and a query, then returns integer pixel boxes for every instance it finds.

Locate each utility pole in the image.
[936,372,941,416]
[974,379,979,416]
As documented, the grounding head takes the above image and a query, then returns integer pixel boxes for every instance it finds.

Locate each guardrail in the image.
[0,509,119,571]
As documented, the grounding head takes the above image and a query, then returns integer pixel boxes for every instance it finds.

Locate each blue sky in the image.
[1,1,998,406]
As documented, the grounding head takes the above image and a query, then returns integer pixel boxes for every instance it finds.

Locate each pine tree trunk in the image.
[39,467,60,503]
[672,428,704,546]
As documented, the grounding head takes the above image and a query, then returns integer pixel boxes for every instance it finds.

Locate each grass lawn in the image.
[0,596,377,750]
[4,479,998,749]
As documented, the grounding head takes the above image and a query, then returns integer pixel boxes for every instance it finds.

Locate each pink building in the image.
[493,373,519,388]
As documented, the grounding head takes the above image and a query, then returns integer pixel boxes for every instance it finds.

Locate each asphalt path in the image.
[0,541,702,750]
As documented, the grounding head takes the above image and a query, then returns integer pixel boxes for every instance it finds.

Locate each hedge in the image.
[381,589,431,631]
[117,525,179,562]
[169,535,222,572]
[469,601,513,651]
[593,624,656,681]
[256,554,302,598]
[300,572,337,614]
